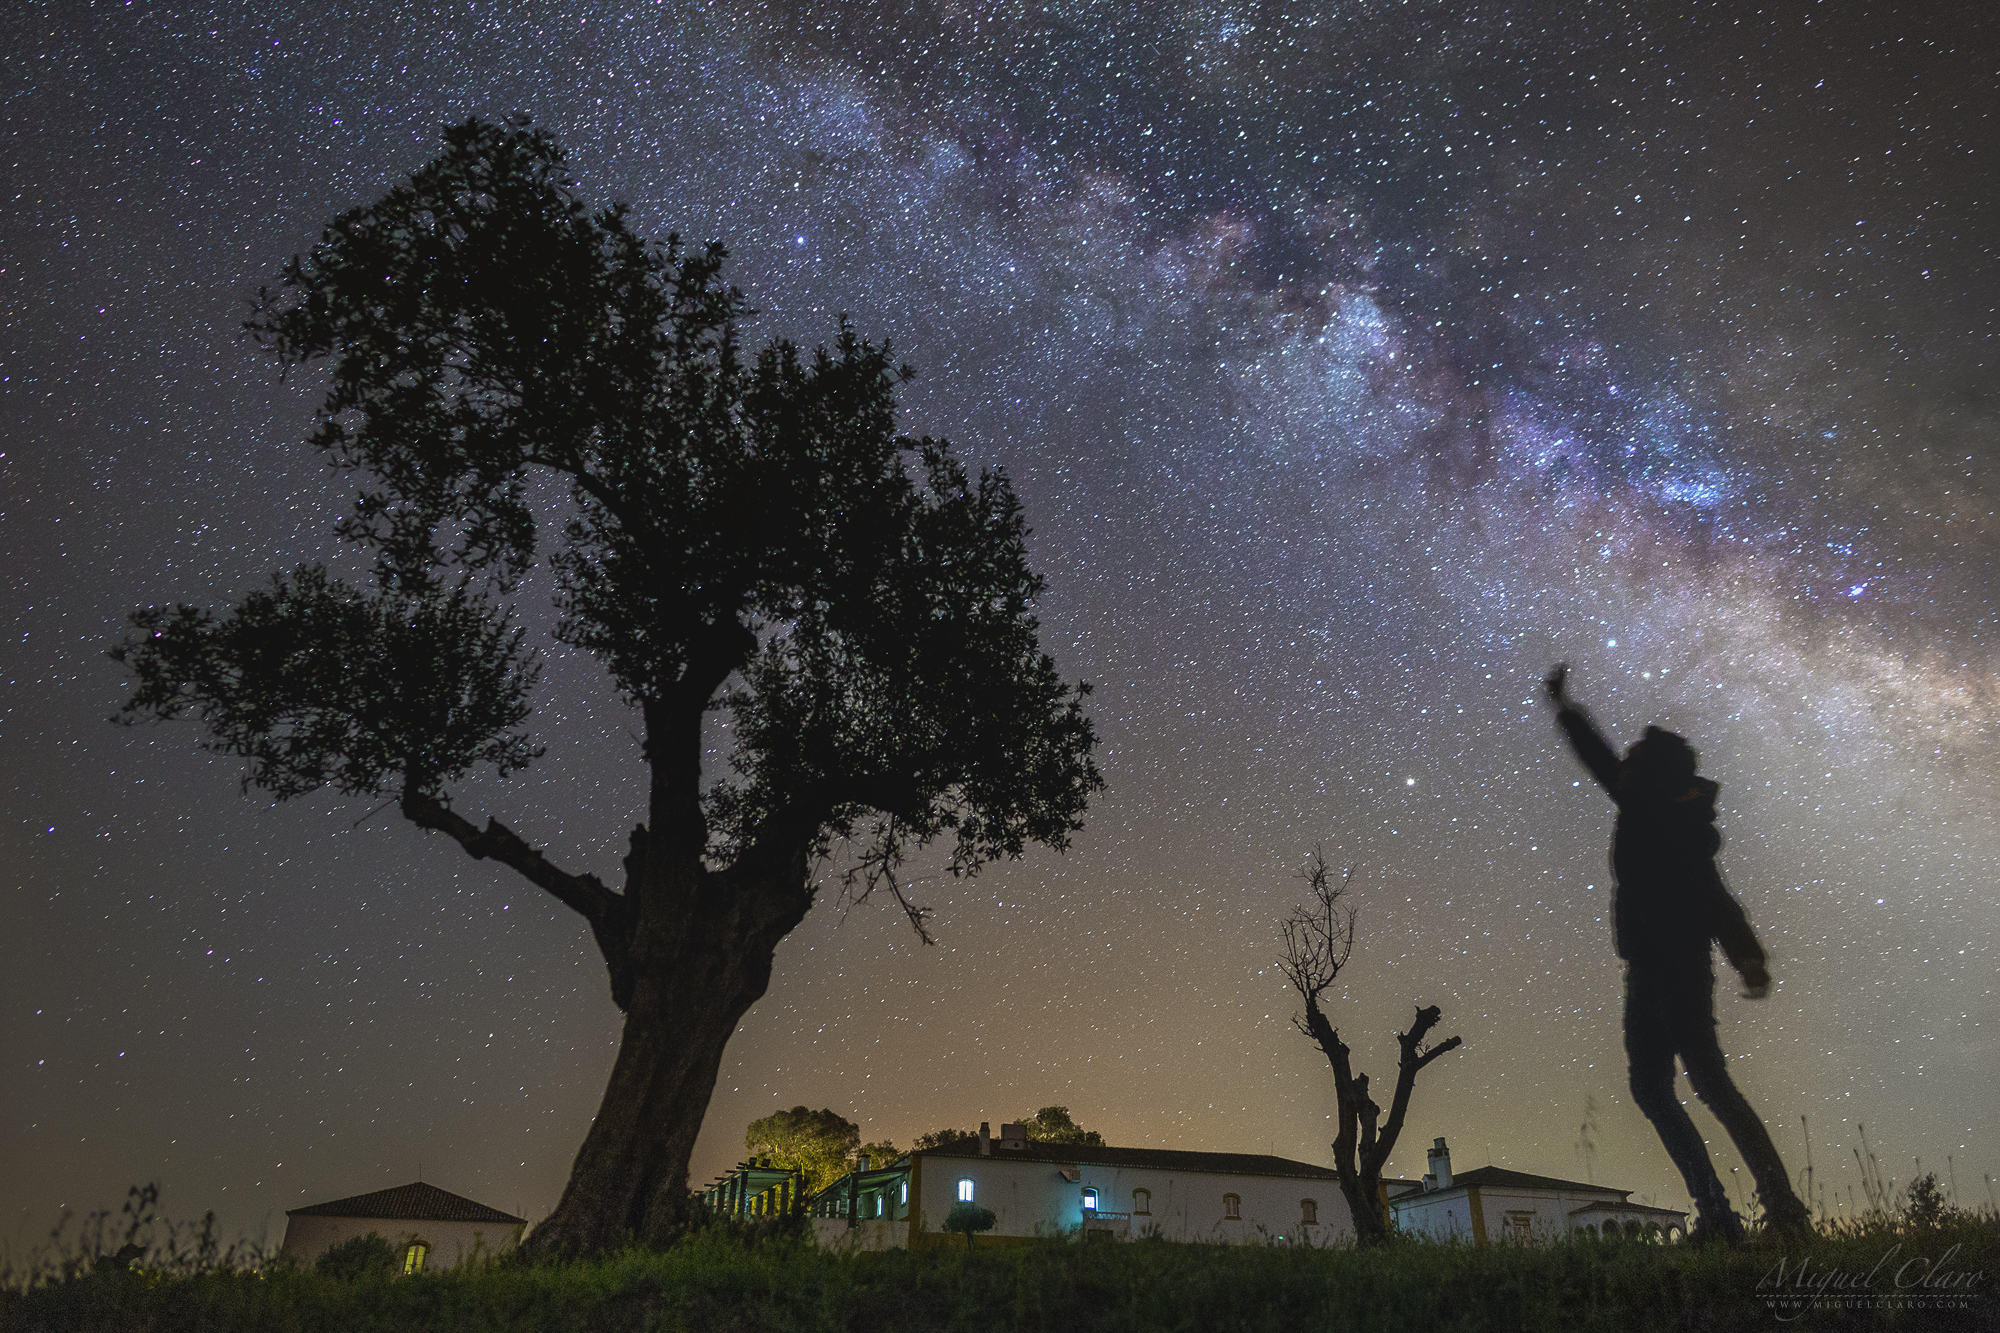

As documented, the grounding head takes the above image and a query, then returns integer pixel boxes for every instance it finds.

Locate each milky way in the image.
[5,0,1995,1240]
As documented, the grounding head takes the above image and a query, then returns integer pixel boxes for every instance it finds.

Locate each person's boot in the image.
[1754,1195,1814,1244]
[1687,1200,1746,1246]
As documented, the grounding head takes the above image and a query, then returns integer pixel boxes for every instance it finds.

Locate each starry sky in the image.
[5,0,1996,1248]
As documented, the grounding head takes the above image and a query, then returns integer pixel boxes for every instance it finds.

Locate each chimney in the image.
[979,1122,992,1157]
[858,1156,871,1172]
[1427,1137,1453,1190]
[999,1122,1028,1150]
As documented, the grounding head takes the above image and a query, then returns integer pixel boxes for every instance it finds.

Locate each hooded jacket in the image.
[1556,704,1765,979]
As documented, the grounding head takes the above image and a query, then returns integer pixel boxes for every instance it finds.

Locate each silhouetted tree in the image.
[1278,850,1461,1247]
[110,117,1102,1256]
[1018,1106,1104,1146]
[912,1127,976,1151]
[745,1107,861,1193]
[857,1139,902,1167]
[1905,1171,1953,1230]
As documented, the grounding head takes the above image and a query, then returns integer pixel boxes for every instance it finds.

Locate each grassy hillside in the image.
[5,1211,1994,1332]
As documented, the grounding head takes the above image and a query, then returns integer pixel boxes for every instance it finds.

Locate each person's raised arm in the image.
[1544,664,1622,795]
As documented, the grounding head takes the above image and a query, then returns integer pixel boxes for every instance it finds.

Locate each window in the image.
[1506,1210,1534,1240]
[1081,1188,1098,1212]
[957,1178,975,1203]
[1300,1198,1318,1225]
[875,1194,885,1218]
[401,1241,429,1275]
[1222,1193,1241,1220]
[899,1181,909,1206]
[1132,1188,1151,1215]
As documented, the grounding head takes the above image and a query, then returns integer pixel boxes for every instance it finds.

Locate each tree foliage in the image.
[744,1107,861,1193]
[1018,1106,1104,1147]
[112,568,541,800]
[116,113,1101,897]
[907,1107,1104,1152]
[858,1140,902,1167]
[108,116,1102,1255]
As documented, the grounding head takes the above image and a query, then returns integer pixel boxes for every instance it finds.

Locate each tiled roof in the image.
[1568,1198,1686,1219]
[916,1140,1342,1180]
[1418,1166,1629,1198]
[287,1181,525,1224]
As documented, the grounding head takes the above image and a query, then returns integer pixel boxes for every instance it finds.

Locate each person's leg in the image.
[1625,975,1740,1239]
[1679,1010,1811,1230]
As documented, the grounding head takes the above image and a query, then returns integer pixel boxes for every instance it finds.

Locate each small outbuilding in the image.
[279,1181,526,1272]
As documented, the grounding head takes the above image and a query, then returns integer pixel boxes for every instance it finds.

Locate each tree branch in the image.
[402,789,640,1009]
[402,790,619,922]
[1367,1005,1462,1176]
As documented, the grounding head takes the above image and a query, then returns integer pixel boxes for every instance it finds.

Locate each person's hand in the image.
[1737,958,1771,1000]
[1544,664,1569,707]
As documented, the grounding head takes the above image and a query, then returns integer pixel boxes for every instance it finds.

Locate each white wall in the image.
[812,1216,907,1251]
[1392,1185,1663,1243]
[276,1214,521,1271]
[918,1155,1352,1246]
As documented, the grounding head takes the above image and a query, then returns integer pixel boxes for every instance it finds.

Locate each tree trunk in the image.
[522,871,805,1256]
[1339,1173,1390,1247]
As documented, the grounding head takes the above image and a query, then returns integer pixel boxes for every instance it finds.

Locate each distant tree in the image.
[1019,1106,1104,1147]
[1904,1171,1952,1230]
[942,1201,996,1249]
[1277,850,1462,1247]
[858,1140,902,1167]
[109,117,1102,1257]
[908,1110,1103,1152]
[744,1106,860,1193]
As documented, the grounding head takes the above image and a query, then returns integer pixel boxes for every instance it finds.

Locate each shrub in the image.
[314,1233,397,1280]
[943,1202,997,1249]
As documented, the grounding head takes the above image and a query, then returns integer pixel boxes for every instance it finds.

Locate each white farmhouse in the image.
[792,1121,1352,1249]
[1388,1138,1686,1243]
[278,1181,526,1272]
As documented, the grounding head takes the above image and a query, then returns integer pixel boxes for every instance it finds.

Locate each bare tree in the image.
[1278,850,1462,1246]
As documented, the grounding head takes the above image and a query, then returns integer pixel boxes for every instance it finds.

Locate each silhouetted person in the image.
[1544,664,1810,1242]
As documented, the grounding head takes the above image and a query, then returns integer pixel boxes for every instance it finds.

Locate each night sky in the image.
[6,0,1996,1249]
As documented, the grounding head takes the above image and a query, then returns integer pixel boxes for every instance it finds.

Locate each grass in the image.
[4,1196,1994,1332]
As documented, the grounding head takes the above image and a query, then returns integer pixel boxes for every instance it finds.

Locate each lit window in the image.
[1081,1188,1098,1211]
[875,1195,884,1218]
[1300,1198,1318,1225]
[1132,1188,1151,1215]
[958,1179,975,1203]
[900,1181,909,1205]
[402,1241,429,1275]
[1222,1193,1241,1220]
